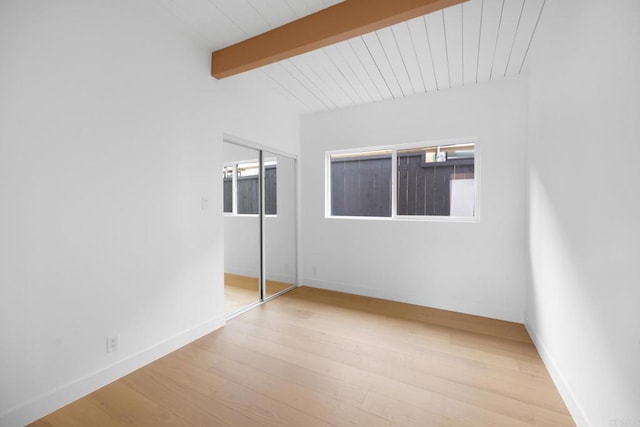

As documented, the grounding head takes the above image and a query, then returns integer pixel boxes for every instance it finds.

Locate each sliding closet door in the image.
[223,143,261,315]
[263,152,297,298]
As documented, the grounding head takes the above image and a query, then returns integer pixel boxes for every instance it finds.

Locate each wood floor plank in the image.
[361,391,456,427]
[236,304,540,379]
[263,289,541,362]
[147,354,330,426]
[229,306,566,413]
[191,346,397,426]
[192,337,369,405]
[88,381,192,426]
[120,368,238,427]
[130,357,260,426]
[32,286,575,426]
[29,397,127,427]
[444,398,535,427]
[205,319,545,424]
[295,286,532,343]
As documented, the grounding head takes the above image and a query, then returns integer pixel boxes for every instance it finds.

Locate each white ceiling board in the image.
[392,22,427,94]
[157,0,232,48]
[288,54,344,108]
[245,0,295,27]
[283,0,312,18]
[511,0,547,74]
[153,0,548,113]
[328,43,379,103]
[261,62,326,110]
[322,46,372,104]
[307,50,360,107]
[248,66,318,111]
[337,40,387,103]
[461,0,482,85]
[209,0,265,41]
[348,37,394,101]
[425,11,452,91]
[376,27,416,97]
[444,5,464,88]
[302,0,345,16]
[476,0,503,83]
[361,32,404,99]
[406,16,439,93]
[490,0,525,79]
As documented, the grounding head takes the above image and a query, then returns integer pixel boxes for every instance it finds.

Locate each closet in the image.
[223,137,297,317]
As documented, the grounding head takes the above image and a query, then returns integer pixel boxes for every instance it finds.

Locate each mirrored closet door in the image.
[223,139,297,317]
[223,143,261,314]
[263,152,297,299]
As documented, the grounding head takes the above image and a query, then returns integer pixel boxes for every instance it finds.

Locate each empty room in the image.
[1,0,638,426]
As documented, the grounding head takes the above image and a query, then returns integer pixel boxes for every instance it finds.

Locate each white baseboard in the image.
[524,323,589,427]
[0,315,226,427]
[302,277,523,323]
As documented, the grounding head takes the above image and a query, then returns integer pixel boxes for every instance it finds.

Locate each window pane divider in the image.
[391,149,398,219]
[232,163,238,215]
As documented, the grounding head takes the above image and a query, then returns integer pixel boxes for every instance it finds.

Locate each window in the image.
[223,159,277,215]
[330,150,392,217]
[327,141,477,220]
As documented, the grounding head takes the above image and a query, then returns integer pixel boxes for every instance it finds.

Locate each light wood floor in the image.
[31,287,575,426]
[224,273,293,315]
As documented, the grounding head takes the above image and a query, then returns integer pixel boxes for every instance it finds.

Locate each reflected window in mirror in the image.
[223,159,277,216]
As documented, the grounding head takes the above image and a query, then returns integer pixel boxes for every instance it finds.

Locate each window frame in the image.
[224,158,278,218]
[325,138,480,222]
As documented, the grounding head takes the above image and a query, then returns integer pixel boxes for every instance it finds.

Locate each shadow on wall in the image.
[527,167,639,424]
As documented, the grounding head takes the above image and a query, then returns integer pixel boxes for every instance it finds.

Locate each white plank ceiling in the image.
[158,0,547,113]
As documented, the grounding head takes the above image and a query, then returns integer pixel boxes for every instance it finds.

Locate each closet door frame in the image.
[223,134,298,319]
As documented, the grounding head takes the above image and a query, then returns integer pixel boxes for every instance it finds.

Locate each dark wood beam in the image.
[211,0,467,79]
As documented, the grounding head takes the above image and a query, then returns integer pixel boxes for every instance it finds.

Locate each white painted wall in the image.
[0,1,300,425]
[300,78,528,322]
[526,0,640,425]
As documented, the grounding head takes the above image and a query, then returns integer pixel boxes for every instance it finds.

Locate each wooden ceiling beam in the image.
[211,0,467,79]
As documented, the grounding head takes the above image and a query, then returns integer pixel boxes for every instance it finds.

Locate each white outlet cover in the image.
[107,335,119,353]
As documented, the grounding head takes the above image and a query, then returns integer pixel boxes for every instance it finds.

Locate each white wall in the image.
[526,0,640,425]
[0,1,300,425]
[300,78,528,322]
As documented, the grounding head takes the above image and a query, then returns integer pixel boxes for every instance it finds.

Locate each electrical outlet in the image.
[107,335,119,353]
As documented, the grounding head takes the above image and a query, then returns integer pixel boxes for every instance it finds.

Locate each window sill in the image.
[324,215,479,223]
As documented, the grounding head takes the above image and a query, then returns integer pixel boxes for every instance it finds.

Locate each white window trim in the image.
[325,137,481,223]
[224,159,278,218]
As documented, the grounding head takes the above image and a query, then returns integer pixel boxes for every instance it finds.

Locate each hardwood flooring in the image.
[224,273,293,315]
[31,286,575,426]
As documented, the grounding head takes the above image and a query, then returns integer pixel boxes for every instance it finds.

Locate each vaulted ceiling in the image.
[158,0,547,113]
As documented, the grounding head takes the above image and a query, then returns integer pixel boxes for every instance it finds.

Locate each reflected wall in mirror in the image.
[263,153,297,299]
[223,142,261,315]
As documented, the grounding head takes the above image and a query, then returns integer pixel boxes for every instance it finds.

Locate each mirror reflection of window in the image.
[223,166,233,213]
[222,159,278,216]
[264,159,277,216]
